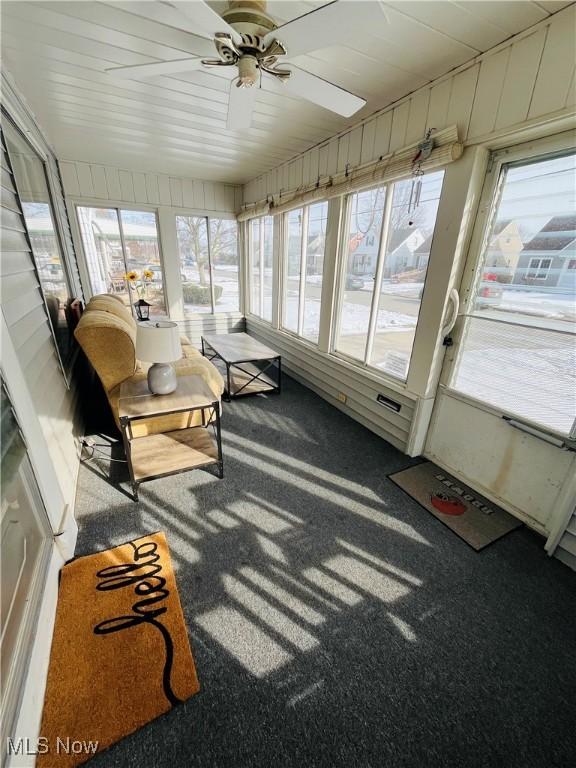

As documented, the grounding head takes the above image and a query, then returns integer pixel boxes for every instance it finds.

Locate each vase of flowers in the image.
[125,269,154,320]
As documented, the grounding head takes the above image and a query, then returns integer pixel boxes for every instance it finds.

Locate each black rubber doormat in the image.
[389,462,522,551]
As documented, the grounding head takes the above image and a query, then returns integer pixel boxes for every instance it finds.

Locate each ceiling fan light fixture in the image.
[237,55,259,87]
[110,0,370,125]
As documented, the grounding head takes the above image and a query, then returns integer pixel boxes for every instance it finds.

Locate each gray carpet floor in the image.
[74,375,576,768]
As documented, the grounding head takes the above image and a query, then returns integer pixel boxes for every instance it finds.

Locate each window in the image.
[249,216,274,321]
[77,206,166,316]
[4,116,76,369]
[527,257,552,280]
[281,202,328,344]
[451,150,576,435]
[334,170,445,380]
[176,216,239,314]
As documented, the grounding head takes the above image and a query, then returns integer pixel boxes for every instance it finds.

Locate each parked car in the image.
[345,274,365,290]
[477,271,504,308]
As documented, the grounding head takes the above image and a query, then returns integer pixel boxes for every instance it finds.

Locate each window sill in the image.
[182,310,244,319]
[247,316,416,402]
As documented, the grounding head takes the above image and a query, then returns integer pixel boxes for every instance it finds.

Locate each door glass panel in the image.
[369,170,444,379]
[451,152,576,435]
[3,118,75,368]
[335,187,386,361]
[176,215,211,314]
[209,218,239,312]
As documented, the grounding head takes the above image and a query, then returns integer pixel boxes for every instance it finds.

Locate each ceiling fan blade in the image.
[227,81,257,131]
[263,1,386,59]
[106,57,206,79]
[169,0,243,46]
[280,65,366,118]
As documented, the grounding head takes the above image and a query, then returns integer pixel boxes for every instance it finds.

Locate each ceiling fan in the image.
[106,1,386,130]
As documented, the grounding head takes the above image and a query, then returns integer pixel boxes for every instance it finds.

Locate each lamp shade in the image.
[136,321,181,363]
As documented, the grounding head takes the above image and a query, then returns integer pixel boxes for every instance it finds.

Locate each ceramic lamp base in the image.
[147,362,177,395]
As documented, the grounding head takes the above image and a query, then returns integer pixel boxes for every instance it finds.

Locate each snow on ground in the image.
[453,322,576,434]
[498,290,576,321]
[339,302,415,334]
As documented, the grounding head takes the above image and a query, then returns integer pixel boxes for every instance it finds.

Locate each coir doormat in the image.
[37,532,199,768]
[389,462,522,550]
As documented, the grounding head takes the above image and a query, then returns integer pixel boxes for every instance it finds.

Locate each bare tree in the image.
[177,216,209,285]
[177,217,237,285]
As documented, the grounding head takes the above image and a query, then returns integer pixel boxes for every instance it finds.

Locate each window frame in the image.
[279,202,329,344]
[331,170,442,383]
[75,203,168,315]
[443,130,576,440]
[527,257,552,280]
[175,213,240,316]
[247,214,274,323]
[2,110,78,385]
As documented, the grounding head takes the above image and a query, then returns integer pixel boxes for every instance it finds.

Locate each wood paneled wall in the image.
[59,160,243,213]
[244,5,575,204]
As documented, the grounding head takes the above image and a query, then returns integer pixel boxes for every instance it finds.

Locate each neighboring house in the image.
[413,234,434,270]
[349,226,380,275]
[349,226,425,277]
[513,215,576,289]
[485,219,524,280]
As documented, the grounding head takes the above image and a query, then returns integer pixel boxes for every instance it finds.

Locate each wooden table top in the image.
[202,332,280,363]
[119,375,217,420]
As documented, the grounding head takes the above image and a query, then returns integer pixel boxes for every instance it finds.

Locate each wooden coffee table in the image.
[118,375,223,501]
[201,333,281,401]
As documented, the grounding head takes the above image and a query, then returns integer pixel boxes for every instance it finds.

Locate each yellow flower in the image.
[143,269,154,280]
[125,271,138,282]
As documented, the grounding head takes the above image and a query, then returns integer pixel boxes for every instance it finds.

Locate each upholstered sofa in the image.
[74,294,224,437]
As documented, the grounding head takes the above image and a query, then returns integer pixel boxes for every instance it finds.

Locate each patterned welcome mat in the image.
[389,462,522,550]
[38,532,199,767]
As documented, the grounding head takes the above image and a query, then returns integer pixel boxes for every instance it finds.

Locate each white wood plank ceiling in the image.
[1,1,572,183]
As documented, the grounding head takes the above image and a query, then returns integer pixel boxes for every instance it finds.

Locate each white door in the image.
[1,381,52,761]
[426,132,576,535]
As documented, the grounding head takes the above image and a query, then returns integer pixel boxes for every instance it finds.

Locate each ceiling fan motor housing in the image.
[222,1,276,36]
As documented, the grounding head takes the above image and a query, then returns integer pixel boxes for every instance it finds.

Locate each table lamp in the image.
[135,321,181,395]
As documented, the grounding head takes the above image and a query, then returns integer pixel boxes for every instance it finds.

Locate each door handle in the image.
[442,288,460,338]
